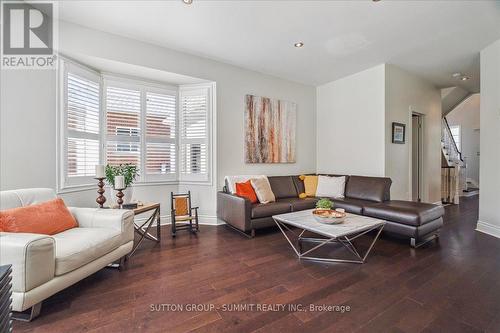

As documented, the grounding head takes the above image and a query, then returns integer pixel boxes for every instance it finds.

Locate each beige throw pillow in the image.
[250,177,276,204]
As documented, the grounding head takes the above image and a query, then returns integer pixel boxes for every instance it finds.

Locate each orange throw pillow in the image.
[0,198,78,235]
[235,180,258,204]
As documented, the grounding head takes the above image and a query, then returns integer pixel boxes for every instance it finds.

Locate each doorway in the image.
[411,113,423,202]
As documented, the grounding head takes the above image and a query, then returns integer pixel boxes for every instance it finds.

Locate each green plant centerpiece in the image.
[313,198,345,224]
[316,198,334,210]
[105,164,139,189]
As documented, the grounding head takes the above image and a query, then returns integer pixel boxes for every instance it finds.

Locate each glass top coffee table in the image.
[273,209,385,264]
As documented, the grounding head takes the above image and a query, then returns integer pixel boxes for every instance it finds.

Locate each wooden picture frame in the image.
[392,122,406,144]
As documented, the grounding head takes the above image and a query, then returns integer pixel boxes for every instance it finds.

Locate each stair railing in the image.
[441,117,463,165]
[441,117,467,201]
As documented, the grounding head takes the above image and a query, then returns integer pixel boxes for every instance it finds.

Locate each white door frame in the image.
[409,111,425,202]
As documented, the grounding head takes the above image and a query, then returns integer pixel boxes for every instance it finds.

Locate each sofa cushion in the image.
[382,218,443,239]
[291,175,305,195]
[52,227,122,275]
[277,197,319,211]
[345,176,392,202]
[268,176,298,199]
[251,202,291,219]
[0,188,56,210]
[363,200,445,226]
[330,198,375,215]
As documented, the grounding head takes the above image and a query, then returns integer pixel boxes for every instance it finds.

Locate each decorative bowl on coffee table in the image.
[312,209,347,224]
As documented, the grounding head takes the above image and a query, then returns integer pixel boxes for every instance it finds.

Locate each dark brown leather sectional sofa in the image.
[217,174,445,248]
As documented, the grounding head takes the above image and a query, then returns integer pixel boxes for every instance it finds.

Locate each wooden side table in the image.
[128,203,161,257]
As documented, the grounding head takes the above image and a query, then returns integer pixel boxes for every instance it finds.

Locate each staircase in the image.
[441,117,467,204]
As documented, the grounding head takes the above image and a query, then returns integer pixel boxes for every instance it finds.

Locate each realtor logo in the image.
[1,1,57,69]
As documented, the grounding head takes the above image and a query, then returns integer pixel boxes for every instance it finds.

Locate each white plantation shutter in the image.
[145,91,177,180]
[67,74,100,135]
[105,85,141,168]
[59,60,214,190]
[63,63,101,188]
[179,86,211,181]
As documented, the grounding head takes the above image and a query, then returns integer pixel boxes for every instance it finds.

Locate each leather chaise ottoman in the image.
[363,200,445,247]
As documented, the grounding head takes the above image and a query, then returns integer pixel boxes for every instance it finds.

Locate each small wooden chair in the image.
[170,191,199,237]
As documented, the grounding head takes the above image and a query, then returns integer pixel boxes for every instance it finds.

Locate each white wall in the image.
[0,70,57,189]
[316,65,386,176]
[385,65,442,203]
[0,21,317,224]
[477,39,500,239]
[446,94,480,186]
[316,64,442,203]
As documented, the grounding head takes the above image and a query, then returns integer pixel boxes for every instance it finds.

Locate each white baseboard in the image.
[197,215,222,225]
[466,178,480,188]
[135,215,223,226]
[460,190,479,197]
[476,220,500,239]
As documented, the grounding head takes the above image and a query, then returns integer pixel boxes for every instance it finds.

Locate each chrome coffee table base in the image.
[274,219,384,264]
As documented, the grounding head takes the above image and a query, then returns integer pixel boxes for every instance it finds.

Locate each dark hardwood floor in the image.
[14,196,500,333]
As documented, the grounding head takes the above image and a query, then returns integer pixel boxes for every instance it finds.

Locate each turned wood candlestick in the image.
[95,177,106,208]
[116,188,125,208]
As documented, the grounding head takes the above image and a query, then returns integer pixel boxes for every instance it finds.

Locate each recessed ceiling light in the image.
[460,76,470,81]
[182,0,193,4]
[294,42,304,48]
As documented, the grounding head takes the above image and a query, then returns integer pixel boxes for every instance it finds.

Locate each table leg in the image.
[128,206,161,257]
[156,207,161,242]
[274,218,384,264]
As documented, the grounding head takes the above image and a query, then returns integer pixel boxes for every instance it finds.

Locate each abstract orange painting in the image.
[245,94,296,163]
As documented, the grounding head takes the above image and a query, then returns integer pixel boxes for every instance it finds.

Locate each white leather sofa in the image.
[0,188,134,321]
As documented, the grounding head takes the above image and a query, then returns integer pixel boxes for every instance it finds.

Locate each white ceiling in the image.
[59,0,500,92]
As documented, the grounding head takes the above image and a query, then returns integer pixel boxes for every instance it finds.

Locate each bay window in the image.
[58,59,214,191]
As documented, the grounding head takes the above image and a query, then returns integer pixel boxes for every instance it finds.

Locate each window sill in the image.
[57,184,97,195]
[57,180,214,194]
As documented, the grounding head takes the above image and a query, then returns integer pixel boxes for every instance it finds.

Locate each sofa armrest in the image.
[68,207,134,243]
[0,232,55,292]
[217,191,252,232]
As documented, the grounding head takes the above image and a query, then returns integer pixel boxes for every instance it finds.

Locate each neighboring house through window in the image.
[115,127,140,152]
